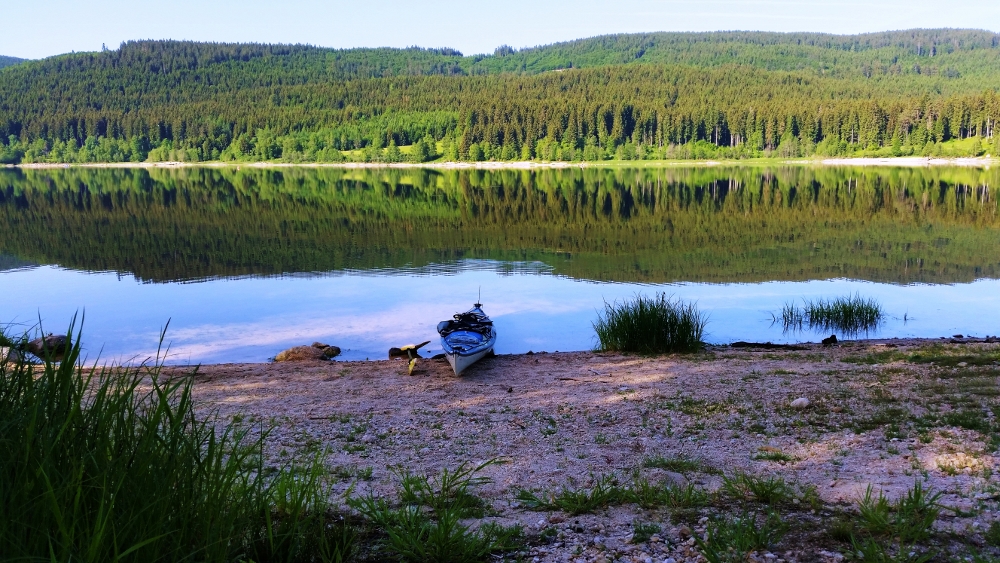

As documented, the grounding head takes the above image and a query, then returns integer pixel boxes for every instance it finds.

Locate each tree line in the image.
[1,32,1000,163]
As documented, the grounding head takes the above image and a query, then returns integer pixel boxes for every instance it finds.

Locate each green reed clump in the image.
[594,293,706,354]
[779,294,884,334]
[0,319,353,563]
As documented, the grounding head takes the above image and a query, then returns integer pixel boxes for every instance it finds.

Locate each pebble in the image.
[790,397,810,409]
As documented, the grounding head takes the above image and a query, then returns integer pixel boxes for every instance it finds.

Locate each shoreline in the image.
[171,335,1000,560]
[6,155,996,170]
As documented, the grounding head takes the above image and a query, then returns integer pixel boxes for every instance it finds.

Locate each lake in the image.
[1,165,998,363]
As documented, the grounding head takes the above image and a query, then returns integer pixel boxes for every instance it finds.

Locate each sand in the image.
[165,337,1000,561]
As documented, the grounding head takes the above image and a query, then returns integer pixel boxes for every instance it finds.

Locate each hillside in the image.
[0,56,25,69]
[1,30,999,164]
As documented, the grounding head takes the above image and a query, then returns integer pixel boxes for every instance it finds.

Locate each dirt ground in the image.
[166,337,1000,562]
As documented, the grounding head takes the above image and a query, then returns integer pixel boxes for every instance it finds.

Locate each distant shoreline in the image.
[6,156,996,170]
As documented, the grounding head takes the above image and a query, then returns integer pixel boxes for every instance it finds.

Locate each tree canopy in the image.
[2,30,1000,163]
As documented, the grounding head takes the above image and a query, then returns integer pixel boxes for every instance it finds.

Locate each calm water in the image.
[1,166,998,363]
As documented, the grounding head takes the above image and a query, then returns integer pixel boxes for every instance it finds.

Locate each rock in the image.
[274,346,326,362]
[320,346,341,359]
[821,334,838,346]
[26,334,69,360]
[790,397,810,409]
[957,361,968,367]
[311,341,331,349]
[388,347,403,357]
[953,334,964,339]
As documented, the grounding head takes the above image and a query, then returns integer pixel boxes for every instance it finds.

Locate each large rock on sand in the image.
[274,345,340,362]
[26,334,69,361]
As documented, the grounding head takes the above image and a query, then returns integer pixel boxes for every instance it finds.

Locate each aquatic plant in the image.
[779,294,884,335]
[593,293,707,354]
[0,319,354,562]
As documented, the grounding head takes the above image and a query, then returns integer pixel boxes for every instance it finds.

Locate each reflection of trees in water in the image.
[0,166,998,284]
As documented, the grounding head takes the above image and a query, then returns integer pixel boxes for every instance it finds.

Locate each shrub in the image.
[594,293,706,354]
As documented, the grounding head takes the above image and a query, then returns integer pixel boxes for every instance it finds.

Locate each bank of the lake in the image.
[6,155,998,170]
[172,337,1000,561]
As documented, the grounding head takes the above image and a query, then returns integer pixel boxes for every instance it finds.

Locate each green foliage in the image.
[986,521,1000,546]
[630,521,661,544]
[721,473,796,506]
[696,512,787,563]
[850,483,942,561]
[349,461,523,562]
[594,293,706,354]
[0,320,355,562]
[780,294,884,334]
[515,474,628,515]
[3,31,1000,163]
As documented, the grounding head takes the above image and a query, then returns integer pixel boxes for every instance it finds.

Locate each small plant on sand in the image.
[594,293,706,354]
[696,512,787,563]
[721,473,795,506]
[642,454,706,473]
[631,521,662,544]
[516,474,628,515]
[627,477,710,509]
[777,294,884,335]
[350,461,523,562]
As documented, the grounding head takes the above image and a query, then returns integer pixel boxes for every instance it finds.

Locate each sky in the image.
[3,0,1000,60]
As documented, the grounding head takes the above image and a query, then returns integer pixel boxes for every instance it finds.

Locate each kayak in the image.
[436,303,496,375]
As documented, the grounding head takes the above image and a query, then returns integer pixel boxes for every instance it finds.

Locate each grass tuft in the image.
[778,294,884,335]
[0,318,354,563]
[594,293,706,354]
[696,512,787,563]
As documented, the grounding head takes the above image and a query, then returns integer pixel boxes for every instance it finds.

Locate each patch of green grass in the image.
[721,473,795,506]
[516,474,628,515]
[779,294,884,335]
[852,407,909,433]
[753,450,796,463]
[593,293,706,354]
[696,512,787,563]
[986,521,1000,546]
[0,321,356,563]
[841,350,905,365]
[350,461,523,562]
[850,482,942,561]
[907,350,1000,367]
[942,409,993,433]
[631,521,661,544]
[628,477,710,509]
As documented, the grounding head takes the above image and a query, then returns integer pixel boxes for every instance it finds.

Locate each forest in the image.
[1,30,1000,164]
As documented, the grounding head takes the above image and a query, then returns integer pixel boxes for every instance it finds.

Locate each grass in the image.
[516,474,710,514]
[0,320,354,563]
[515,474,628,515]
[778,294,884,335]
[642,454,709,473]
[349,461,523,563]
[721,473,795,506]
[593,293,706,354]
[847,483,942,561]
[696,512,787,563]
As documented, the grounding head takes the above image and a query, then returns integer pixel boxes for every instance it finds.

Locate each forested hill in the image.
[2,30,1000,164]
[0,56,25,69]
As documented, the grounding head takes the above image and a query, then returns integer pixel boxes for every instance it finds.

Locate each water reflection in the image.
[1,166,999,284]
[1,166,999,363]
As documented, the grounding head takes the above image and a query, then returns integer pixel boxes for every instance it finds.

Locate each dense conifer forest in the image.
[0,56,25,69]
[1,29,1000,164]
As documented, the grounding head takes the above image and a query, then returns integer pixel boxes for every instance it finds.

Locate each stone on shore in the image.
[790,397,810,409]
[275,344,340,362]
[26,334,69,360]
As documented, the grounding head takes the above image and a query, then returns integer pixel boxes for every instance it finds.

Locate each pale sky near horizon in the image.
[3,0,1000,60]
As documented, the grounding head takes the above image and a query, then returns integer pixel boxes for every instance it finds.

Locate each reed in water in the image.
[594,293,707,354]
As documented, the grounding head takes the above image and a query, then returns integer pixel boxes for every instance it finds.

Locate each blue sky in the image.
[4,0,1000,60]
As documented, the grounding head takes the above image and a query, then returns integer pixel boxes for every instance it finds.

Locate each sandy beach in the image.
[167,337,1000,561]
